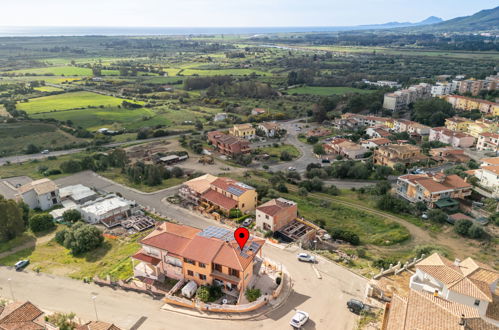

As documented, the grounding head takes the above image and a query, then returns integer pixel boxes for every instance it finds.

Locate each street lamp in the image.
[7,278,14,300]
[91,296,98,321]
[313,240,317,252]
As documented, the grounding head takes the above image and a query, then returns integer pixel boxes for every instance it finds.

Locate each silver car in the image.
[290,310,309,328]
[297,253,316,263]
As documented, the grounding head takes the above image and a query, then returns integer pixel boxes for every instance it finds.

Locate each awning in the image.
[435,198,458,208]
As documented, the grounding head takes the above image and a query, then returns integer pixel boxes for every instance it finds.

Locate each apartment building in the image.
[477,132,499,152]
[444,95,499,116]
[373,144,428,168]
[429,147,470,165]
[229,123,256,139]
[444,116,471,132]
[429,127,476,148]
[467,119,498,138]
[396,172,472,208]
[383,83,431,111]
[16,178,60,211]
[393,119,431,136]
[385,253,499,330]
[431,81,458,97]
[180,175,257,215]
[133,223,264,297]
[207,131,251,156]
[255,198,297,232]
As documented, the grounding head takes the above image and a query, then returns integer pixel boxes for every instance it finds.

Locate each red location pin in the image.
[234,227,249,250]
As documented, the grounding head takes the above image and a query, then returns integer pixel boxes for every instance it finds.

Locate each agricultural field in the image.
[287,86,374,96]
[181,68,270,76]
[17,91,142,114]
[0,122,87,157]
[5,66,120,76]
[32,106,157,131]
[34,85,64,92]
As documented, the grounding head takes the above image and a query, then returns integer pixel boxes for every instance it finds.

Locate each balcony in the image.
[410,273,443,295]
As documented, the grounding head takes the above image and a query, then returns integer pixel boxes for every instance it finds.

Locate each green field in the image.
[34,86,64,92]
[32,107,157,131]
[257,144,301,159]
[288,86,374,96]
[17,91,142,114]
[181,68,270,76]
[0,122,87,157]
[7,66,119,76]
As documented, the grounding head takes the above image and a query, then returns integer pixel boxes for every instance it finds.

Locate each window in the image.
[187,270,194,276]
[229,268,240,278]
[242,203,245,208]
[184,258,195,265]
[199,262,206,268]
[474,300,480,306]
[199,274,206,280]
[265,215,269,219]
[213,263,222,272]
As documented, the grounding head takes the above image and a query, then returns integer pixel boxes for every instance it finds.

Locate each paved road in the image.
[0,242,366,330]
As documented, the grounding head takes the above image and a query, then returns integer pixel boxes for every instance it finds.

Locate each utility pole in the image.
[92,296,98,321]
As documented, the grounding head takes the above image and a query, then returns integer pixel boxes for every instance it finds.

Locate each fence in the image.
[373,254,425,280]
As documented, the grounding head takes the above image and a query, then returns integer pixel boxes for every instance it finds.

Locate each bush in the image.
[276,183,288,193]
[306,136,318,144]
[280,151,292,161]
[427,209,447,224]
[298,187,308,196]
[329,228,360,245]
[467,224,486,239]
[29,214,54,233]
[229,209,243,218]
[326,185,340,196]
[454,219,473,236]
[245,288,261,302]
[60,160,82,173]
[490,212,499,226]
[62,209,81,223]
[373,258,396,270]
[55,222,104,254]
[196,286,210,302]
[413,245,448,258]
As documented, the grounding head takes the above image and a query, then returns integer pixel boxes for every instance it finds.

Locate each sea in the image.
[0,26,360,37]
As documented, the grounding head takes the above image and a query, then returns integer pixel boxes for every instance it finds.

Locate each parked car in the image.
[289,310,309,328]
[41,150,49,154]
[14,259,29,271]
[297,253,316,263]
[288,167,296,171]
[242,218,253,227]
[347,299,366,314]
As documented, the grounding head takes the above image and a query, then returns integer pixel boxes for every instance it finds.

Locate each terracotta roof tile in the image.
[201,189,238,210]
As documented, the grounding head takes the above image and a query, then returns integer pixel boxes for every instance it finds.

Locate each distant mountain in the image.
[345,16,443,31]
[401,6,499,32]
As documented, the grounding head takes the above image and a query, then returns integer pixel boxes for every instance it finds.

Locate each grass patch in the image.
[98,167,187,193]
[256,144,301,159]
[0,233,35,254]
[0,230,152,280]
[34,86,64,92]
[0,122,87,157]
[288,86,374,96]
[17,91,143,114]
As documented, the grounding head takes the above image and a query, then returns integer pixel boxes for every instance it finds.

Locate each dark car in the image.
[347,299,366,314]
[14,259,29,271]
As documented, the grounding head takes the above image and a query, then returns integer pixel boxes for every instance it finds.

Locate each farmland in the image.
[6,66,120,76]
[0,122,87,157]
[16,91,142,114]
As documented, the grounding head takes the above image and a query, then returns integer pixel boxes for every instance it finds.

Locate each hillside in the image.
[403,6,499,32]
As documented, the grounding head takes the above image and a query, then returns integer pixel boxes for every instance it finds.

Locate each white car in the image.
[297,253,316,263]
[290,310,309,328]
[288,167,296,171]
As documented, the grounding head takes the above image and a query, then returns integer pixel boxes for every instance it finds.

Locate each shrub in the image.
[276,183,288,193]
[298,187,308,196]
[196,286,210,302]
[280,151,292,161]
[467,224,486,239]
[326,185,340,196]
[29,214,54,233]
[55,222,103,254]
[329,228,360,245]
[245,288,261,302]
[413,245,448,258]
[62,209,81,223]
[454,219,473,236]
[427,209,447,224]
[229,209,243,218]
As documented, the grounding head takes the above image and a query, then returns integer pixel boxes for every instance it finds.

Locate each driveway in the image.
[0,243,366,330]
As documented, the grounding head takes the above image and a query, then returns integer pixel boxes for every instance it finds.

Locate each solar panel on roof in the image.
[235,182,255,190]
[227,186,244,196]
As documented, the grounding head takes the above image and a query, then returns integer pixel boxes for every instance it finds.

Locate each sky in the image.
[0,0,497,27]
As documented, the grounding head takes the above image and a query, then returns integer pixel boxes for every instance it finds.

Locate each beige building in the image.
[256,198,297,232]
[16,178,60,210]
[373,144,428,168]
[229,123,256,140]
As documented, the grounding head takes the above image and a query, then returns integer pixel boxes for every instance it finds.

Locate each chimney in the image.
[454,258,461,267]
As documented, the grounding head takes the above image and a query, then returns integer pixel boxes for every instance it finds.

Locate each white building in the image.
[213,113,228,122]
[257,121,280,137]
[470,164,499,198]
[409,253,499,327]
[16,178,60,211]
[79,195,138,224]
[59,184,98,204]
[477,133,499,152]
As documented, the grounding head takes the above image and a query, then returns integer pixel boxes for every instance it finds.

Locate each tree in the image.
[326,185,340,196]
[171,167,184,178]
[60,160,82,174]
[276,183,288,193]
[313,144,325,155]
[393,163,406,174]
[29,214,54,233]
[62,209,81,223]
[245,288,261,302]
[0,196,25,241]
[467,224,486,239]
[454,219,473,236]
[280,151,292,161]
[45,312,77,330]
[55,222,104,254]
[298,187,308,196]
[427,209,447,224]
[25,144,40,154]
[306,136,319,144]
[412,98,454,126]
[196,286,211,302]
[137,128,150,140]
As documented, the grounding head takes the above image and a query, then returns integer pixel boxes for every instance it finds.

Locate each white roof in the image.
[59,184,97,202]
[49,200,78,219]
[80,196,133,216]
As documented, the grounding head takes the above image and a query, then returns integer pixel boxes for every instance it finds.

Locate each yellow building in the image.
[444,116,471,132]
[373,144,428,169]
[467,119,498,138]
[444,95,499,116]
[229,123,256,140]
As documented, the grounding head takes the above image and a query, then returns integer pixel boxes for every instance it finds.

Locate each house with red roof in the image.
[255,198,297,232]
[132,222,265,298]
